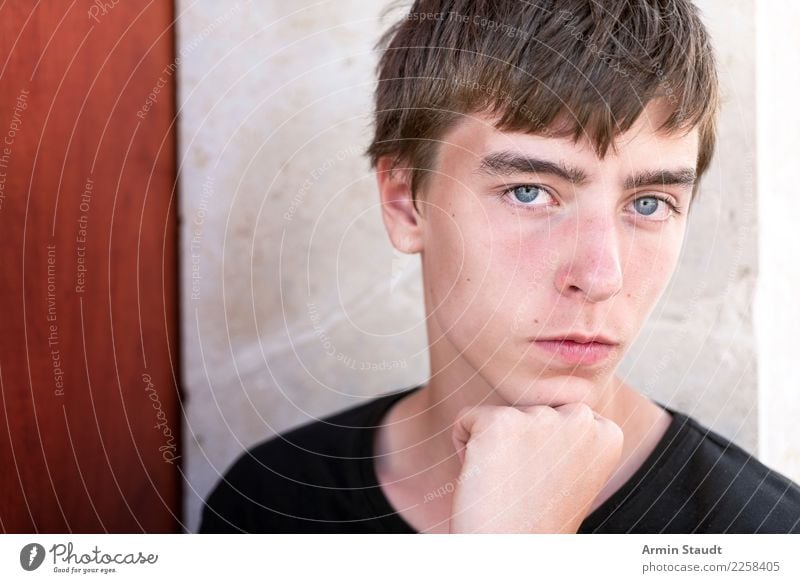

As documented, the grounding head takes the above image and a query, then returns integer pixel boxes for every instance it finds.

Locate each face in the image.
[409,100,698,407]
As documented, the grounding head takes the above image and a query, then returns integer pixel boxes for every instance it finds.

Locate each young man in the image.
[200,0,800,533]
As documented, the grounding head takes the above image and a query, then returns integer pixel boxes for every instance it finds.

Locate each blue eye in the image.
[634,197,659,216]
[632,195,681,219]
[512,185,543,203]
[498,184,555,213]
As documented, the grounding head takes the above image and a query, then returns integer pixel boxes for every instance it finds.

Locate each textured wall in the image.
[177,0,428,533]
[177,0,787,533]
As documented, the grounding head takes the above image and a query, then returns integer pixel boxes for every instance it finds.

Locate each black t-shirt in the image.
[198,384,800,533]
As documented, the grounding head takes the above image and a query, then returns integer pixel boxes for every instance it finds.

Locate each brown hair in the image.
[365,0,720,214]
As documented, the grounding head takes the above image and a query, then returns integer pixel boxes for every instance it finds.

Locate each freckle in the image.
[466,277,471,282]
[534,319,539,323]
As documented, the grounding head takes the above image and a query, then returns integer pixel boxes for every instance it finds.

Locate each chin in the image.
[494,374,601,409]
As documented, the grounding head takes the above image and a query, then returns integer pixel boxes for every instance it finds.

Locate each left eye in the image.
[631,195,676,219]
[634,197,659,215]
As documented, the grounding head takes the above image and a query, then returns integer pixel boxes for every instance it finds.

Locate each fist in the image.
[448,402,624,533]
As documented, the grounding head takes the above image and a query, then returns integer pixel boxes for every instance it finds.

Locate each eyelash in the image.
[498,184,684,218]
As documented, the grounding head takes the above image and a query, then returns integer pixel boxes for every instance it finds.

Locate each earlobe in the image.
[376,156,424,254]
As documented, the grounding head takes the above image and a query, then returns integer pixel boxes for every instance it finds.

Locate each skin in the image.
[374,98,698,533]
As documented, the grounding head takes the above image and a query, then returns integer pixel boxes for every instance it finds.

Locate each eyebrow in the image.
[476,151,588,185]
[622,168,696,190]
[476,150,697,190]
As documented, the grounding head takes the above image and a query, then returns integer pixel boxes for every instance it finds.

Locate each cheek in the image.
[423,208,488,312]
[422,208,496,338]
[500,230,562,291]
[623,232,683,314]
[424,208,558,336]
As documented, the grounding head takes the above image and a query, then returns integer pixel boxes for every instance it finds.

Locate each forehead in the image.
[438,102,700,177]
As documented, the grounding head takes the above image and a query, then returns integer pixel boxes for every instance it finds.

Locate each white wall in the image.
[177,0,795,532]
[755,0,800,482]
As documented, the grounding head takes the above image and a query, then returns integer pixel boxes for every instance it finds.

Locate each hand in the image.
[448,402,624,533]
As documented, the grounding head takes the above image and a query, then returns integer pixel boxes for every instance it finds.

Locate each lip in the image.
[533,335,619,365]
[537,332,619,345]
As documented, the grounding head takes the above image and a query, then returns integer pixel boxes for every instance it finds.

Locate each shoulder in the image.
[668,412,800,533]
[198,390,405,533]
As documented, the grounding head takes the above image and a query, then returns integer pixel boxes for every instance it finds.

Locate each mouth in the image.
[532,334,620,365]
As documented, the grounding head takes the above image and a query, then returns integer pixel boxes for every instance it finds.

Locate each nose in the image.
[553,212,623,303]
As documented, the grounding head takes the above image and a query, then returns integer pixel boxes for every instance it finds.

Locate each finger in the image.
[551,401,599,419]
[451,406,478,466]
[451,405,502,465]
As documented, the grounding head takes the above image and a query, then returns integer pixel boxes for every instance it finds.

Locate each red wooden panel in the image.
[0,1,180,532]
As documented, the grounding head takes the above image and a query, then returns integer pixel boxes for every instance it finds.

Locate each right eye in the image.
[500,184,556,212]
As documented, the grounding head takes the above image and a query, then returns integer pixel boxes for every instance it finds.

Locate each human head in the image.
[370,0,721,407]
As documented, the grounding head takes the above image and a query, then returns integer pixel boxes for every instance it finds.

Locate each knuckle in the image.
[468,405,510,434]
[519,404,556,425]
[568,402,595,421]
[597,419,624,447]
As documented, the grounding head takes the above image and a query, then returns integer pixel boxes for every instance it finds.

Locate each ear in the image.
[376,156,424,254]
